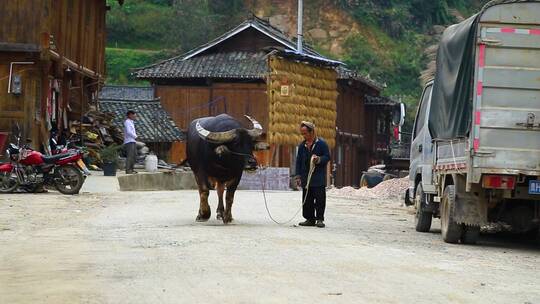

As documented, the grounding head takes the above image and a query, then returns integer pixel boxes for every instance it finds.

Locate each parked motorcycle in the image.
[0,133,88,195]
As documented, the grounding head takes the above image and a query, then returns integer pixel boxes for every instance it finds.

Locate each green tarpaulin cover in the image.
[428,0,537,139]
[428,14,478,139]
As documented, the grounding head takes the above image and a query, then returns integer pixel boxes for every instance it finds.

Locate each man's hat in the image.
[300,121,316,130]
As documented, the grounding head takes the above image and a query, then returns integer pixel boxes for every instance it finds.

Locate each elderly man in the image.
[294,121,330,228]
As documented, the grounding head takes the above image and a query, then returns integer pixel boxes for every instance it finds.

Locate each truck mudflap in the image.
[453,175,488,226]
[454,191,488,226]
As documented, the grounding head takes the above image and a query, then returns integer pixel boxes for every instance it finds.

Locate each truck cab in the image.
[408,81,434,199]
[408,81,440,234]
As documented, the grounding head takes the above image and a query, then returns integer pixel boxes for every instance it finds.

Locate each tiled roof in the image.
[98,86,184,143]
[337,66,382,91]
[180,15,322,61]
[98,85,155,101]
[365,95,398,106]
[135,51,269,79]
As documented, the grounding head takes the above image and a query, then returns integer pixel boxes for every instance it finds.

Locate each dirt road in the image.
[0,175,539,304]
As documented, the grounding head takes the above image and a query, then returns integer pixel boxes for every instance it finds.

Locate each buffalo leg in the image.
[195,175,211,222]
[216,183,225,220]
[223,181,239,224]
[196,189,211,222]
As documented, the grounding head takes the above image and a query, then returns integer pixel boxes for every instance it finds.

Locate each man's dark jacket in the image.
[295,138,330,188]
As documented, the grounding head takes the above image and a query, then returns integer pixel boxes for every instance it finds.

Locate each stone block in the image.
[118,171,197,191]
[238,167,291,191]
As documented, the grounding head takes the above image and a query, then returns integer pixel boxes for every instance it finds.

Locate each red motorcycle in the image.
[0,140,88,195]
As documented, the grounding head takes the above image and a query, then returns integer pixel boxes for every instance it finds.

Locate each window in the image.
[413,85,433,138]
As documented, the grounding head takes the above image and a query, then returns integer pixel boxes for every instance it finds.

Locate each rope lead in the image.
[261,155,317,225]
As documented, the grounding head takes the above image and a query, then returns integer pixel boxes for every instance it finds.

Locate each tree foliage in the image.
[105,48,170,85]
[337,0,485,37]
[337,0,488,131]
[106,0,248,51]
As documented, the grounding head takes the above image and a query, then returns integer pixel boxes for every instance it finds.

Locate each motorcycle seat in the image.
[42,154,66,164]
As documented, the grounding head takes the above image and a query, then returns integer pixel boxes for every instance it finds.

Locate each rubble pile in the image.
[131,142,150,166]
[329,177,409,200]
[69,110,124,165]
[328,186,379,199]
[125,142,175,170]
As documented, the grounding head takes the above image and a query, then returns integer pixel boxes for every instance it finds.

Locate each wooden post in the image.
[80,75,84,148]
[40,60,52,151]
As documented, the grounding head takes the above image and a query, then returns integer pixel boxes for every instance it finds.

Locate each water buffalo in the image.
[187,114,264,224]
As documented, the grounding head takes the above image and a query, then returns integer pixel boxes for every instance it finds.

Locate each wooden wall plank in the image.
[0,0,108,150]
[156,83,268,132]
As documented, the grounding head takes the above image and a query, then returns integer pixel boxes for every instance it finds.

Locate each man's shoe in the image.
[315,220,325,228]
[298,220,316,227]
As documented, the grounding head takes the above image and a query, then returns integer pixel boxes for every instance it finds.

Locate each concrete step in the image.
[118,171,197,191]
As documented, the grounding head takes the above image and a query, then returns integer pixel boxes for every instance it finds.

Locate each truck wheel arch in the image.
[440,174,455,194]
[414,174,422,194]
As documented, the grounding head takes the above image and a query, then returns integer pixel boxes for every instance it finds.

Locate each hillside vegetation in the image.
[105,0,489,120]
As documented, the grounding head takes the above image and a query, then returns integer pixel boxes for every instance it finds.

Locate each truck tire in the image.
[360,174,383,188]
[441,185,463,244]
[461,226,480,245]
[414,184,432,232]
[404,188,413,206]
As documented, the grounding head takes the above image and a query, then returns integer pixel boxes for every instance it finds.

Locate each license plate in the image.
[529,180,540,195]
[77,159,91,175]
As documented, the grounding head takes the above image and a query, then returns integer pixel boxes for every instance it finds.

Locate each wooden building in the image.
[135,16,395,187]
[334,68,398,187]
[0,0,120,152]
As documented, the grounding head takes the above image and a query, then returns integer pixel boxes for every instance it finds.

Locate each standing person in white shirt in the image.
[124,110,138,174]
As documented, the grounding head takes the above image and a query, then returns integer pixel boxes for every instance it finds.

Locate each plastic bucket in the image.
[103,162,117,176]
[145,154,158,172]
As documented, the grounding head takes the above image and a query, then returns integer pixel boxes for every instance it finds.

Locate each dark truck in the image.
[360,102,409,188]
[408,0,540,244]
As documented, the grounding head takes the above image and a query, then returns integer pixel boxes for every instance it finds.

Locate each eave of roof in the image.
[365,95,397,107]
[278,49,343,66]
[134,51,269,80]
[337,66,382,91]
[99,85,156,102]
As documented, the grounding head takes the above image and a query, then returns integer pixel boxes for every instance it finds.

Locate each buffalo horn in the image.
[195,120,237,143]
[245,115,263,139]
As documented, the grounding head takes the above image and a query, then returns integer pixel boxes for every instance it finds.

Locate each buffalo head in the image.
[195,115,264,170]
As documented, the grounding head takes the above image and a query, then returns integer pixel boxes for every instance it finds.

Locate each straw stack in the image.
[267,56,338,148]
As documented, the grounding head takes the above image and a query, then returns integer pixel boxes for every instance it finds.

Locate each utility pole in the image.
[297,0,303,54]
